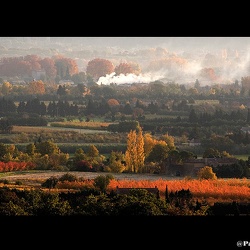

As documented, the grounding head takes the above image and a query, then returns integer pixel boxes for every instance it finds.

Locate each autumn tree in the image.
[0,144,18,162]
[114,62,141,76]
[197,166,217,180]
[72,148,87,164]
[125,129,137,173]
[143,133,175,173]
[143,133,158,158]
[24,55,41,71]
[87,144,99,160]
[86,144,105,170]
[143,132,168,158]
[107,98,120,113]
[26,80,45,95]
[136,125,145,173]
[107,98,119,107]
[1,81,12,95]
[35,140,60,156]
[25,140,67,170]
[125,125,145,173]
[160,133,176,150]
[25,143,36,156]
[54,56,79,80]
[86,58,114,79]
[108,151,125,173]
[40,57,57,82]
[0,57,31,77]
[199,67,218,82]
[48,152,69,170]
[114,62,134,75]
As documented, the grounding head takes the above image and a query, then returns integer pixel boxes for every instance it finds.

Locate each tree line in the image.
[0,122,249,178]
[0,55,141,85]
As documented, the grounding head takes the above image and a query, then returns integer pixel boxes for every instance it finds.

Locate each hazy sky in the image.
[47,37,250,51]
[2,37,250,51]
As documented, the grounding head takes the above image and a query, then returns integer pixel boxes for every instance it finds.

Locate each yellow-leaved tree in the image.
[136,125,145,173]
[143,132,159,158]
[125,125,145,173]
[197,166,217,180]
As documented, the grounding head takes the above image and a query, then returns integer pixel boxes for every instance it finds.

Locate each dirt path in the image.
[0,171,179,186]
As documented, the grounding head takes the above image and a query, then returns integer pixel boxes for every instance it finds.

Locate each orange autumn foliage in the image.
[114,62,134,75]
[86,58,114,79]
[107,98,120,107]
[0,161,35,172]
[36,176,250,204]
[27,80,45,95]
[107,178,250,203]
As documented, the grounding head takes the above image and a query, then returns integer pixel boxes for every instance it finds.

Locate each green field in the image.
[234,155,250,160]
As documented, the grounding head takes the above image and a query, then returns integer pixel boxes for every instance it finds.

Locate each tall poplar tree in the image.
[125,125,145,173]
[125,129,137,172]
[136,125,145,173]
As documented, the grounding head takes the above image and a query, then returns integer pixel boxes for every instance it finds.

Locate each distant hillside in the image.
[1,37,250,52]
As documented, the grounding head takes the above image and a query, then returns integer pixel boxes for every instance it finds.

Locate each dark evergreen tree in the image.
[188,108,198,122]
[247,108,250,123]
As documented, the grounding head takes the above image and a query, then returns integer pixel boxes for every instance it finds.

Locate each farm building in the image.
[165,157,238,177]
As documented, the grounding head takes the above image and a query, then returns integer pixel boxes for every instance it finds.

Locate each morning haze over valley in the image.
[1,37,250,218]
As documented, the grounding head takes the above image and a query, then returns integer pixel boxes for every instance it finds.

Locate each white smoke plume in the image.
[97,72,167,85]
